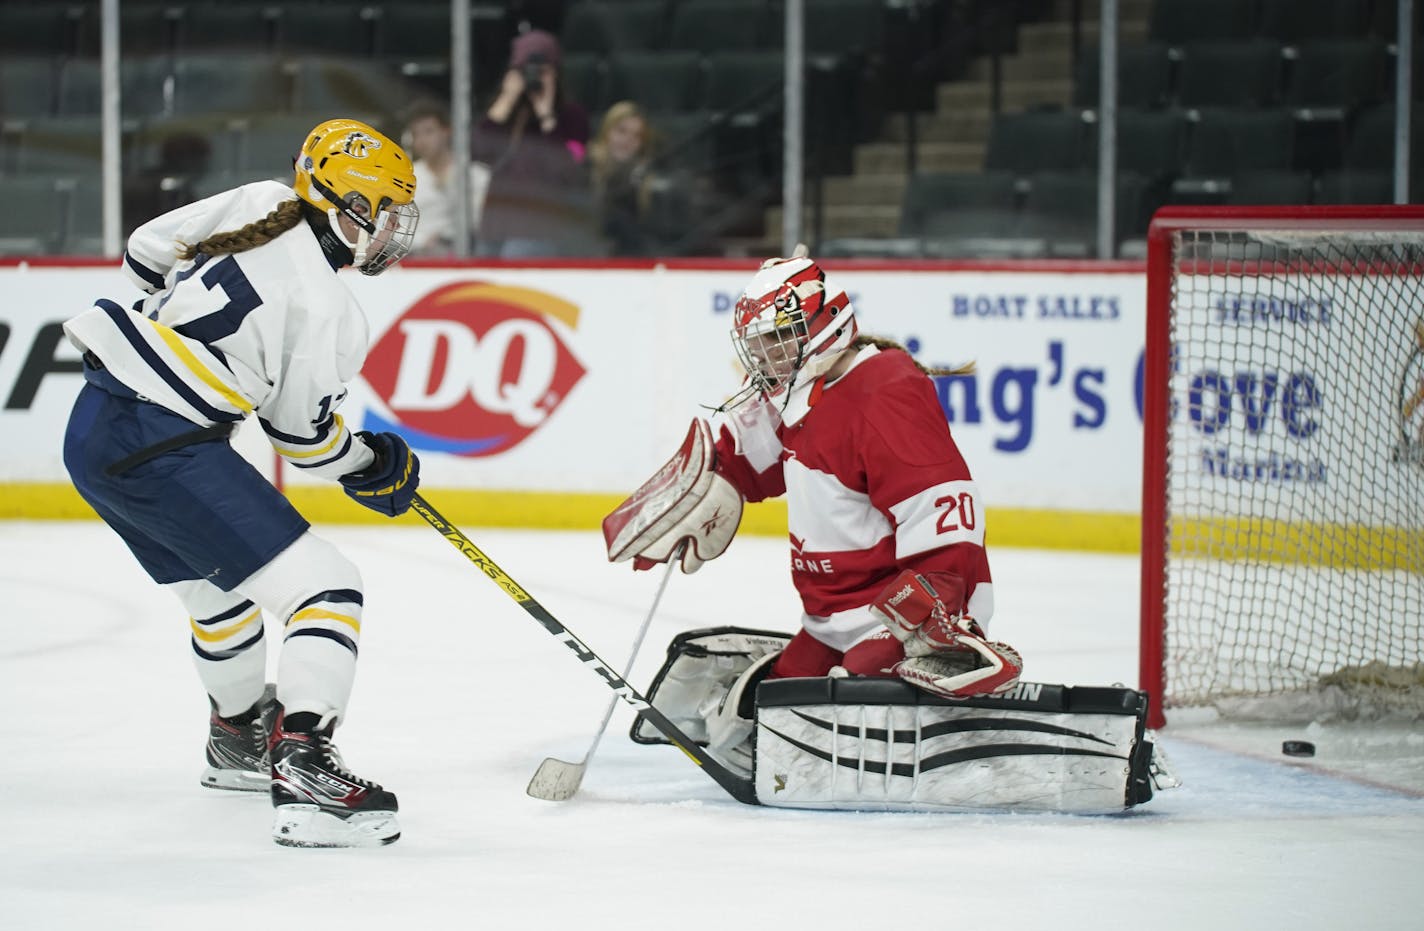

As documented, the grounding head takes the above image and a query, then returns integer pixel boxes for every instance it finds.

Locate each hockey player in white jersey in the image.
[605,246,1023,769]
[62,118,421,848]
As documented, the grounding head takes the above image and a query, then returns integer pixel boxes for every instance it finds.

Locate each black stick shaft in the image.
[410,493,759,806]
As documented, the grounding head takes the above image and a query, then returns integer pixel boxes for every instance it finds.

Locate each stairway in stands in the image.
[739,0,1151,255]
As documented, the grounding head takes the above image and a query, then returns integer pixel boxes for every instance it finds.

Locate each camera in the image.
[521,52,549,95]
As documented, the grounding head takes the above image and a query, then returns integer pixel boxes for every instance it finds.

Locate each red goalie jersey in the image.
[712,345,994,676]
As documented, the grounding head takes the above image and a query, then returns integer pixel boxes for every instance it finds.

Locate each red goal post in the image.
[1140,206,1424,729]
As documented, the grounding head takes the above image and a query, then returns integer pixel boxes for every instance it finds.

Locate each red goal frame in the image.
[1139,205,1424,729]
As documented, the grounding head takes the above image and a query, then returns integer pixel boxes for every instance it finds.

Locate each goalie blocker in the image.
[633,627,1176,813]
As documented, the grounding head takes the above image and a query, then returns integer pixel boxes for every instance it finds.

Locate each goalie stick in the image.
[410,494,758,806]
[526,547,680,801]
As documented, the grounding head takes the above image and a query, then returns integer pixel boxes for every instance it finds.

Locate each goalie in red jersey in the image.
[605,246,1022,773]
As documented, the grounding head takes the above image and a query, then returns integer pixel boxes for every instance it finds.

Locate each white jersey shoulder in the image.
[64,181,375,481]
[123,181,299,293]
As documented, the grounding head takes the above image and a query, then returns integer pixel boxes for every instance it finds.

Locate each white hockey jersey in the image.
[63,181,375,481]
[713,346,994,652]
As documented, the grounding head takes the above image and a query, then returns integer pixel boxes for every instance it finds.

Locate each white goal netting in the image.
[1155,225,1424,722]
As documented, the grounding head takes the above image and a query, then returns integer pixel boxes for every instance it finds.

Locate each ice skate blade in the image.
[272,805,400,848]
[200,766,271,793]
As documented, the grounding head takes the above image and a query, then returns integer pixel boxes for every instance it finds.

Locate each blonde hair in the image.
[852,334,975,377]
[589,100,652,192]
[176,199,305,260]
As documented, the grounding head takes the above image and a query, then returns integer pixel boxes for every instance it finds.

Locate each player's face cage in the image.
[312,178,420,276]
[731,286,810,399]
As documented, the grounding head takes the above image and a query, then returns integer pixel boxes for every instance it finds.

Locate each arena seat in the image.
[178,6,279,54]
[561,53,611,115]
[1314,171,1393,204]
[898,171,1018,239]
[667,1,771,54]
[1149,0,1255,46]
[0,4,79,59]
[1073,42,1172,110]
[702,50,784,112]
[1175,40,1283,108]
[983,110,1088,176]
[560,2,670,56]
[1181,107,1295,178]
[1257,0,1371,42]
[275,3,378,57]
[607,51,705,115]
[0,176,70,255]
[1286,39,1389,111]
[1,58,59,120]
[1225,170,1314,205]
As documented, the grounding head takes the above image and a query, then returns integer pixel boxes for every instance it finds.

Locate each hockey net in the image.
[1140,207,1424,729]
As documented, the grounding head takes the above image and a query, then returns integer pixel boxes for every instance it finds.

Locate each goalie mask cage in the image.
[1140,206,1424,729]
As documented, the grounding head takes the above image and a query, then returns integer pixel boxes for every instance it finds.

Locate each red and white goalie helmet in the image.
[729,244,857,404]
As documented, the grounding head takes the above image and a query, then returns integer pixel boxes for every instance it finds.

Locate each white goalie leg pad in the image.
[754,678,1163,813]
[603,418,743,573]
[632,627,792,745]
[1145,731,1182,790]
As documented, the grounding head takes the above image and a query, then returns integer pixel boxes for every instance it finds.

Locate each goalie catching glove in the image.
[869,569,1023,700]
[603,418,743,573]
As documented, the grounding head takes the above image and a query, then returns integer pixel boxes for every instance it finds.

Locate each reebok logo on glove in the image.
[886,583,917,608]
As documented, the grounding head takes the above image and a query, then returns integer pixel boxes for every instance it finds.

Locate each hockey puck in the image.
[1282,740,1316,757]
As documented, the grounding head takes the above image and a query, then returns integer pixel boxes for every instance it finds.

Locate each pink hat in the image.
[511,30,562,67]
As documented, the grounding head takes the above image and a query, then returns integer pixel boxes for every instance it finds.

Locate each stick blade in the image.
[526,757,586,801]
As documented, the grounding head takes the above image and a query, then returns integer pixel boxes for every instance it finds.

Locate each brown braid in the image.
[851,334,975,377]
[176,199,305,260]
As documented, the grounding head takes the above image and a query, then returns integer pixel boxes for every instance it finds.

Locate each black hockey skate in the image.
[268,708,400,848]
[200,684,276,793]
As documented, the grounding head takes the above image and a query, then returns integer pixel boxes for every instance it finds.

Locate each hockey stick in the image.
[526,548,679,801]
[410,494,758,806]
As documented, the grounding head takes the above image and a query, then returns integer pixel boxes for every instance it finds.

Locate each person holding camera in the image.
[483,30,588,152]
[474,29,595,254]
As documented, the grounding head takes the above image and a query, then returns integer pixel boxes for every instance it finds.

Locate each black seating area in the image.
[938,0,1418,257]
[0,0,1419,257]
[1,0,946,254]
[1140,0,1411,207]
[0,49,416,249]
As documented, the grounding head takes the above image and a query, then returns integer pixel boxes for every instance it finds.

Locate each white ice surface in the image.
[3,521,1422,930]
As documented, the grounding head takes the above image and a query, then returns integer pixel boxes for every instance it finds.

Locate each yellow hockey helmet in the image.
[292,118,419,275]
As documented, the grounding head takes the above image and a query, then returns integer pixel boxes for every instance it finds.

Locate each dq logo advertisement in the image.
[360,281,587,456]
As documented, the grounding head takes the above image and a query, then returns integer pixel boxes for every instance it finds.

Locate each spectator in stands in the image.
[402,100,489,256]
[478,29,589,169]
[589,100,658,256]
[474,29,598,255]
